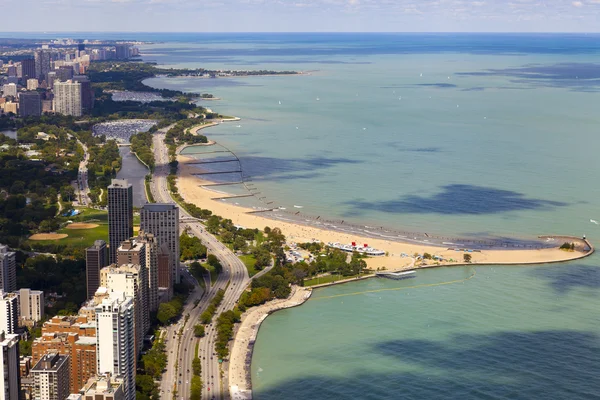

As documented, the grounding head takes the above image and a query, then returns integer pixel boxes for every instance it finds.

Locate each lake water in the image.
[137,33,600,399]
[117,146,149,207]
[0,130,17,139]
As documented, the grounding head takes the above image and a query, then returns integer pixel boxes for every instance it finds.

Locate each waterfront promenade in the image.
[229,286,313,400]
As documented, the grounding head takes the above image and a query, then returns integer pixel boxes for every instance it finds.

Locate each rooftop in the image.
[141,203,178,212]
[31,353,69,372]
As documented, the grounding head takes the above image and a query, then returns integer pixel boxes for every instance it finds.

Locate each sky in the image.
[2,0,600,32]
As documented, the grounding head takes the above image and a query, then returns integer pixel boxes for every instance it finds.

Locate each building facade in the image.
[16,288,44,324]
[53,80,82,116]
[82,375,124,400]
[0,245,16,293]
[140,204,180,285]
[107,180,133,265]
[95,292,135,400]
[86,240,107,299]
[31,353,70,400]
[0,290,18,335]
[100,262,148,360]
[0,332,20,400]
[34,50,51,80]
[19,91,42,117]
[134,231,158,312]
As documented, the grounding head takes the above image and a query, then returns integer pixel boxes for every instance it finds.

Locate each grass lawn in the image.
[29,207,109,249]
[204,263,219,285]
[238,254,260,277]
[304,273,362,286]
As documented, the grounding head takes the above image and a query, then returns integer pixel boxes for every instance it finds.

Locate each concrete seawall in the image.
[229,286,312,400]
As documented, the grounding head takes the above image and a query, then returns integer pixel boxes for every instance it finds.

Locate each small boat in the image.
[376,270,416,280]
[294,205,303,208]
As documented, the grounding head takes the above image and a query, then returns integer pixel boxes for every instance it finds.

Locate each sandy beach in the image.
[177,152,593,270]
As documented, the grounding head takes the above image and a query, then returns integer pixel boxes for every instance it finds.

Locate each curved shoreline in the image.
[229,286,313,400]
[175,123,595,270]
[228,237,593,399]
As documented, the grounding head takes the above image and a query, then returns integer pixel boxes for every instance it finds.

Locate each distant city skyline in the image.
[2,0,600,32]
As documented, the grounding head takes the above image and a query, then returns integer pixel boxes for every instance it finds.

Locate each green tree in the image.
[463,253,472,263]
[194,324,205,337]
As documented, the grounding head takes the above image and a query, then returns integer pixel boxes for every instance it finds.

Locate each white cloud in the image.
[572,1,584,6]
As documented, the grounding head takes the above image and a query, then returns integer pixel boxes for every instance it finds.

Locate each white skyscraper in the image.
[95,291,135,400]
[0,331,20,400]
[0,290,18,335]
[53,80,82,116]
[140,204,180,285]
[100,262,149,359]
[0,245,16,294]
[16,288,45,324]
[2,83,17,97]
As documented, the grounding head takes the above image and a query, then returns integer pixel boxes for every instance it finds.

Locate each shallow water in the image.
[137,33,600,399]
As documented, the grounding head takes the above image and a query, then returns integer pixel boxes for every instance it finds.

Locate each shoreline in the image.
[176,138,594,270]
[229,286,312,400]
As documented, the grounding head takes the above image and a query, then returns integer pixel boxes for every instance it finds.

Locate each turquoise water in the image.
[138,34,600,399]
[142,36,600,241]
[252,264,600,399]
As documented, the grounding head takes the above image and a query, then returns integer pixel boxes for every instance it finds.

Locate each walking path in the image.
[229,286,312,400]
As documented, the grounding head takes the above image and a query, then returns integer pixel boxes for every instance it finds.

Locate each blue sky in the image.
[2,0,600,32]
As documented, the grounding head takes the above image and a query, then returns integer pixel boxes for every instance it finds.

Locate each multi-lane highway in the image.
[151,127,250,400]
[75,139,91,206]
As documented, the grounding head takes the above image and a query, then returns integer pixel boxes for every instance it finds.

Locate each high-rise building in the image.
[56,66,74,82]
[6,65,17,77]
[95,292,135,400]
[46,71,57,89]
[31,353,70,400]
[16,288,44,324]
[134,231,158,312]
[0,245,16,294]
[116,239,152,318]
[140,204,180,285]
[100,262,148,359]
[19,91,42,117]
[34,50,51,80]
[0,290,18,335]
[21,58,37,82]
[2,83,17,98]
[72,76,94,113]
[53,80,82,116]
[0,331,20,400]
[157,244,172,300]
[114,45,130,60]
[82,374,124,400]
[86,240,107,299]
[32,315,96,393]
[27,78,39,90]
[107,180,133,265]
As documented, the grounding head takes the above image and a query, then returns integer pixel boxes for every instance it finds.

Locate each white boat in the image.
[294,205,303,208]
[376,270,416,280]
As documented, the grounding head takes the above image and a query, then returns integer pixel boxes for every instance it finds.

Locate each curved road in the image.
[151,127,250,400]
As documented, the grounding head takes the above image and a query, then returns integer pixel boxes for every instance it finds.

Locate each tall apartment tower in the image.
[34,50,51,80]
[31,353,70,400]
[157,244,172,300]
[134,231,158,312]
[108,180,133,265]
[117,238,151,323]
[86,240,108,299]
[100,263,148,360]
[53,80,82,116]
[21,58,37,82]
[16,288,45,323]
[140,204,180,285]
[95,292,135,400]
[0,332,20,400]
[19,91,42,117]
[0,244,16,293]
[72,75,95,113]
[0,290,18,335]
